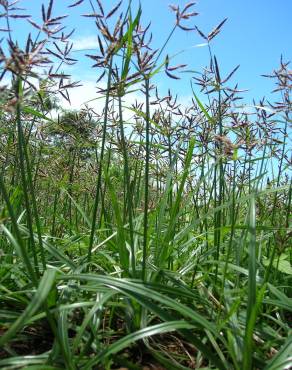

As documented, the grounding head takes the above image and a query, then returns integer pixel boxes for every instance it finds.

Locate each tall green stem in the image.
[118,93,135,275]
[142,77,150,281]
[87,59,113,265]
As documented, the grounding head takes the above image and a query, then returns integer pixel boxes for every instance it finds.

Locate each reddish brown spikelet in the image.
[181,2,196,14]
[47,0,53,19]
[178,24,196,31]
[69,0,84,7]
[167,64,187,71]
[41,3,46,22]
[208,18,227,41]
[169,4,178,12]
[96,0,104,16]
[9,14,30,18]
[97,35,104,55]
[214,56,221,83]
[28,19,42,31]
[222,64,240,84]
[106,1,122,19]
[96,70,105,83]
[195,26,207,40]
[0,1,9,10]
[165,70,180,79]
[181,11,198,19]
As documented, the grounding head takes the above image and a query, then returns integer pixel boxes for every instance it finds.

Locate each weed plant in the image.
[0,0,291,369]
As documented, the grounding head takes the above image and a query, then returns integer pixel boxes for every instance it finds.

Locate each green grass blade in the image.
[85,321,195,368]
[264,334,292,370]
[0,269,56,346]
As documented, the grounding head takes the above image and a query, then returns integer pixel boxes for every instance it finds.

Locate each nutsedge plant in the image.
[0,0,291,369]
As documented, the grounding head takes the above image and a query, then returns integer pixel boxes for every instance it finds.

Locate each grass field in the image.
[0,1,291,369]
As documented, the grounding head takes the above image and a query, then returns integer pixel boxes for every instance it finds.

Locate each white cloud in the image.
[56,79,145,123]
[70,35,100,51]
[60,79,102,110]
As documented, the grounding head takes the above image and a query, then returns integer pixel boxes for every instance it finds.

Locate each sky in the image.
[3,0,292,110]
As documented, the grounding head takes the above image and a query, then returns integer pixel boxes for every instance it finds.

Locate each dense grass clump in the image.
[0,1,291,369]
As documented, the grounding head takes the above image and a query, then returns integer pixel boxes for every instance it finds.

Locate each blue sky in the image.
[5,0,292,106]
